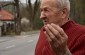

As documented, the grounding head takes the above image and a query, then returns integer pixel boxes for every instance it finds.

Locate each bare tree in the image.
[27,0,40,29]
[14,0,21,35]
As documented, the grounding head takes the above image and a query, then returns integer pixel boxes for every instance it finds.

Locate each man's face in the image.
[40,0,65,25]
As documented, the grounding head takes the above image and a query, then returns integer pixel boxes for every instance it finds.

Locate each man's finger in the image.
[44,26,57,42]
[51,23,67,37]
[46,24,62,40]
[44,31,52,42]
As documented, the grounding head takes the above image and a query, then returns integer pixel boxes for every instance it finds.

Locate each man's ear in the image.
[61,8,68,19]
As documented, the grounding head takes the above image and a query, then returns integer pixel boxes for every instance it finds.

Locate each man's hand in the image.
[44,23,71,55]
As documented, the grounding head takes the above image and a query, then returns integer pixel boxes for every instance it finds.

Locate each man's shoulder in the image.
[66,22,85,37]
[70,23,85,37]
[75,24,85,31]
[68,20,85,31]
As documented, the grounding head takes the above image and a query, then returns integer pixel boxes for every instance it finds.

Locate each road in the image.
[0,32,39,55]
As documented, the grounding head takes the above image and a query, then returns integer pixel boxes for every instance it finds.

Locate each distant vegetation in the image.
[0,0,85,35]
[70,0,85,25]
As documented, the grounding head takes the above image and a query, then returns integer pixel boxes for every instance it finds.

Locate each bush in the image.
[34,17,43,30]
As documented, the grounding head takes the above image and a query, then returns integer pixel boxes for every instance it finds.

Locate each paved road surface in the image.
[0,32,39,55]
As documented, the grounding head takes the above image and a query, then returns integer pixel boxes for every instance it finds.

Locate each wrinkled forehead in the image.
[40,0,57,8]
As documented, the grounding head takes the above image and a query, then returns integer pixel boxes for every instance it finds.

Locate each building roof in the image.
[0,9,14,21]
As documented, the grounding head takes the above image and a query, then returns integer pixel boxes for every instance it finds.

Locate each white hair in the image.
[56,0,70,12]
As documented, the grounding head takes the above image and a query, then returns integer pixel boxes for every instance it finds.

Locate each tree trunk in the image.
[27,0,40,30]
[14,0,21,35]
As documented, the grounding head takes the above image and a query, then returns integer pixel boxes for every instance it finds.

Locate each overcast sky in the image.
[0,0,36,3]
[20,0,35,3]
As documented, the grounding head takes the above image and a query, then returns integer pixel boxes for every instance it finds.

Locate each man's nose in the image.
[40,12,46,19]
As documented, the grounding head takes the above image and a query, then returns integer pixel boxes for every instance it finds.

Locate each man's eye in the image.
[40,8,49,12]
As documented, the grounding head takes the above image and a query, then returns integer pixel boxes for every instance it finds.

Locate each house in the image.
[0,8,15,36]
[0,8,14,21]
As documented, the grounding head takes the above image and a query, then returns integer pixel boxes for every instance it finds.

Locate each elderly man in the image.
[35,0,85,55]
